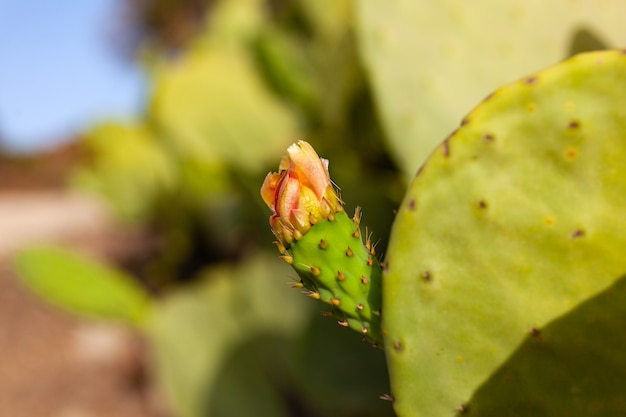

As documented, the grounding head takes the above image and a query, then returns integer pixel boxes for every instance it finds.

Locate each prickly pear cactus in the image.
[261,141,383,346]
[383,50,626,416]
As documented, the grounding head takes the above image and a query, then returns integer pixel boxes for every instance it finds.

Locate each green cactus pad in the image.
[286,210,383,346]
[383,50,626,417]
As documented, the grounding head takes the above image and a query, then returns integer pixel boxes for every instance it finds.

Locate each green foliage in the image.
[14,246,151,326]
[356,0,626,178]
[30,2,400,414]
[71,0,399,290]
[73,123,177,221]
[293,309,395,417]
[254,26,320,114]
[148,47,300,172]
[150,253,393,417]
[149,254,308,417]
[383,50,626,417]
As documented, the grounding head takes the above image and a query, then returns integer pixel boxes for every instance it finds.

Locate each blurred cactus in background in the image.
[15,0,397,416]
[71,0,400,292]
[12,0,626,416]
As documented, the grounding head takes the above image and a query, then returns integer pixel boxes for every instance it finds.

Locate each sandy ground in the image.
[0,192,166,417]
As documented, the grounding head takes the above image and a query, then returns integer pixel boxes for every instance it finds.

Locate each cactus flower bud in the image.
[261,141,342,246]
[262,140,383,346]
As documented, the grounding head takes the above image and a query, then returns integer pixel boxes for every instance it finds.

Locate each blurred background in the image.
[0,0,399,416]
[1,0,623,416]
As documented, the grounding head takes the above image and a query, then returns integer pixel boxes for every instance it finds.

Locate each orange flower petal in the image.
[260,172,281,209]
[261,140,342,247]
[287,141,330,199]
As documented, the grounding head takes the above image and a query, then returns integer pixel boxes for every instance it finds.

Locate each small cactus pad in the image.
[383,50,626,417]
[285,210,383,346]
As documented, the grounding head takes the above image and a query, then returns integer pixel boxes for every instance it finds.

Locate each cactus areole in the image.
[261,141,383,346]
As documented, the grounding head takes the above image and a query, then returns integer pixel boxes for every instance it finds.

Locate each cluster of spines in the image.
[276,208,383,347]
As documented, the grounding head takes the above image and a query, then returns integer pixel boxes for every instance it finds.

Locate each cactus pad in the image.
[286,210,383,346]
[383,50,626,416]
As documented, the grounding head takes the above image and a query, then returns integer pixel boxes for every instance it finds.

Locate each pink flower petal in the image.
[276,171,301,220]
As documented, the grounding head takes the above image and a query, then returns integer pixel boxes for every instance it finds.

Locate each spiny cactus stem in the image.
[282,210,384,346]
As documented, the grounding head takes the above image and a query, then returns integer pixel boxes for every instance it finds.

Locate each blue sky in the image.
[0,0,146,152]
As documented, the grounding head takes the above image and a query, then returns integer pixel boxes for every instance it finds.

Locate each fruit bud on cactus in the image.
[261,141,383,347]
[261,141,343,246]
